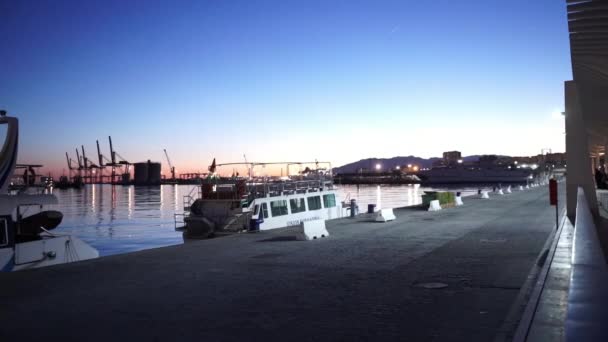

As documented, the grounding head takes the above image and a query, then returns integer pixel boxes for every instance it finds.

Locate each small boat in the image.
[0,110,99,271]
[181,161,346,238]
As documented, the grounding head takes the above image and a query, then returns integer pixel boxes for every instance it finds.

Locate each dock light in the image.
[375,163,382,170]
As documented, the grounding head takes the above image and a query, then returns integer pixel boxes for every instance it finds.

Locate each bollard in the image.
[350,199,357,218]
[497,189,504,195]
[428,200,442,211]
[519,185,524,191]
[480,191,490,199]
[455,196,464,206]
[506,186,512,194]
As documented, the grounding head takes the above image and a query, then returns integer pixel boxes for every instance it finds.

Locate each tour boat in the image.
[0,111,99,271]
[181,161,345,238]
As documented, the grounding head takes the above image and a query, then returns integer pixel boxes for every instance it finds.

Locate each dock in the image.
[0,186,564,341]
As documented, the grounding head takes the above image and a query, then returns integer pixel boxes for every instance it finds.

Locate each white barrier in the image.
[455,196,464,206]
[480,191,490,199]
[506,186,512,194]
[519,185,524,191]
[375,208,396,222]
[497,189,504,195]
[526,184,530,189]
[428,200,442,211]
[296,219,329,241]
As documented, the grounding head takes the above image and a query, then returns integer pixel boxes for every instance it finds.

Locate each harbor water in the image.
[48,184,488,256]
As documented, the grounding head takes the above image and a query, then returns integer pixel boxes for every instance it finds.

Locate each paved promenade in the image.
[0,186,564,341]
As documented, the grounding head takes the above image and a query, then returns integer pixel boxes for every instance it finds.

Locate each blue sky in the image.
[1,0,571,175]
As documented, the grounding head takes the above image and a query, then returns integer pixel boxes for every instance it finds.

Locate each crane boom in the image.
[164,149,175,180]
[75,148,82,169]
[81,145,87,170]
[108,136,116,164]
[66,152,72,170]
[96,140,104,167]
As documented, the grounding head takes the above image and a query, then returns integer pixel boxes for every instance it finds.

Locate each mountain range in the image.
[333,155,484,174]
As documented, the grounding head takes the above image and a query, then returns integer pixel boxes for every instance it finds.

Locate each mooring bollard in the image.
[350,199,357,218]
[480,191,490,199]
[455,196,464,206]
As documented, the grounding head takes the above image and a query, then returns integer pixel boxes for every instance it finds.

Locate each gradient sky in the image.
[1,0,571,176]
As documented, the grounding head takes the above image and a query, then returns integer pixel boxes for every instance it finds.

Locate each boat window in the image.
[260,203,269,218]
[290,198,306,214]
[307,196,322,211]
[254,204,259,215]
[323,194,336,208]
[270,200,288,217]
[0,218,7,247]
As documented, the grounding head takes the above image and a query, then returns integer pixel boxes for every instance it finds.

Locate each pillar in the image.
[565,81,598,220]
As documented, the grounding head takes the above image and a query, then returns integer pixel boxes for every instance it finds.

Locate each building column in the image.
[604,139,608,166]
[565,81,598,220]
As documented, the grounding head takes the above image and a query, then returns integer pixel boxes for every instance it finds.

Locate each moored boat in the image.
[0,110,99,271]
[181,161,345,238]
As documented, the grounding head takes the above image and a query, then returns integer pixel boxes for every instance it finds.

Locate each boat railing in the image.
[182,186,202,212]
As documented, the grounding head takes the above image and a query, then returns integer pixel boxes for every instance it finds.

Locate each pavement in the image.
[0,186,565,342]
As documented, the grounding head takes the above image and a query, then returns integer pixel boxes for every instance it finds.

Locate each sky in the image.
[0,0,571,177]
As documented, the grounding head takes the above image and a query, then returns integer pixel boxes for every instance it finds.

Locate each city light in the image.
[412,165,419,171]
[375,163,382,170]
[457,159,463,164]
[407,164,412,168]
[395,166,400,170]
[514,161,518,165]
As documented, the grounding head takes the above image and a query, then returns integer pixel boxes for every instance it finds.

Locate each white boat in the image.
[0,111,99,271]
[181,161,345,238]
[419,167,533,184]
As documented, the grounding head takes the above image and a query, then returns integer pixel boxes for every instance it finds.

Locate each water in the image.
[46,183,489,256]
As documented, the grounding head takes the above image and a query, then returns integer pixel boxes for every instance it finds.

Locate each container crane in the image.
[163,149,176,181]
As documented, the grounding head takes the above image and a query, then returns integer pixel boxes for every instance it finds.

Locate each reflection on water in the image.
[49,184,485,257]
[51,184,197,256]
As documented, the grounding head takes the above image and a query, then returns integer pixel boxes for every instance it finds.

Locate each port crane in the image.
[163,149,176,181]
[105,136,131,184]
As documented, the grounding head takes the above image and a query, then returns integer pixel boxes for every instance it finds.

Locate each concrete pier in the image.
[0,186,564,341]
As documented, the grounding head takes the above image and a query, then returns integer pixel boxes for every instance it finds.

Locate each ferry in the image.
[181,161,346,238]
[418,167,534,184]
[0,111,99,271]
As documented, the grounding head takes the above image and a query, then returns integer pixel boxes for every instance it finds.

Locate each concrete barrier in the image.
[480,191,490,199]
[506,186,512,194]
[296,219,329,241]
[455,196,464,206]
[428,200,442,211]
[375,208,396,222]
[497,189,504,195]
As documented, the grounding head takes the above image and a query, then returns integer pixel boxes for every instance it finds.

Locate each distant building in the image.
[442,151,462,166]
